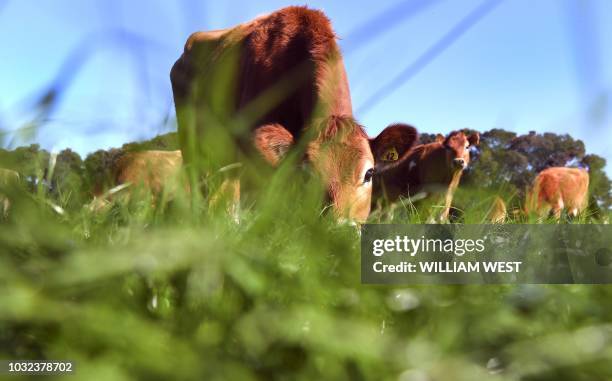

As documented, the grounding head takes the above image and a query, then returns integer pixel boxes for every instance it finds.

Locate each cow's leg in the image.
[1,197,9,219]
[439,188,452,222]
[551,197,564,220]
[209,176,241,223]
[438,175,461,223]
[385,201,399,222]
[423,193,446,223]
[225,178,241,223]
[426,214,437,224]
[439,205,451,223]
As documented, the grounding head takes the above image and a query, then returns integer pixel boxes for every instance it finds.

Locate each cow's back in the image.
[115,150,184,195]
[530,167,589,216]
[559,168,589,211]
[171,6,351,144]
[170,29,229,104]
[237,7,348,135]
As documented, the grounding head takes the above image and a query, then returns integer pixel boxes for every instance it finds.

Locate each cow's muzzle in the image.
[453,158,466,169]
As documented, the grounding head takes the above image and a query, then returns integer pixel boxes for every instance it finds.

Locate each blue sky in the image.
[0,0,610,173]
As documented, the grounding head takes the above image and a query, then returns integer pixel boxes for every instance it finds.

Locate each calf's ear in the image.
[370,123,418,166]
[468,132,480,146]
[253,124,294,166]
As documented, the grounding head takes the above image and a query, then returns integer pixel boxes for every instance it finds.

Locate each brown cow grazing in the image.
[170,6,378,223]
[370,127,479,221]
[89,150,186,211]
[526,167,589,220]
[1,168,20,218]
[114,150,185,196]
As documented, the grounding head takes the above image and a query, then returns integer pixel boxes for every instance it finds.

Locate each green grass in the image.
[1,164,612,381]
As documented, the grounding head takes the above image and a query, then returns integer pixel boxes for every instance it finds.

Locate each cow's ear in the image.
[435,134,445,143]
[253,124,294,166]
[382,147,399,162]
[370,123,418,166]
[468,132,480,146]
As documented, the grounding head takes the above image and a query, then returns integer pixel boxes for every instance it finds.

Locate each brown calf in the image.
[526,167,589,219]
[170,6,376,222]
[89,150,186,211]
[114,150,185,196]
[370,126,479,221]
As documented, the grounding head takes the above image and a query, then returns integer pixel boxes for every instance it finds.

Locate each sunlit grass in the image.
[1,155,611,380]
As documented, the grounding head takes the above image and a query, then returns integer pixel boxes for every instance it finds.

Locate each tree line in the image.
[1,129,610,215]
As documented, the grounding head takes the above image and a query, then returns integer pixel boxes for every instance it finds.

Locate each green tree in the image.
[50,148,86,208]
[84,148,126,195]
[581,154,612,214]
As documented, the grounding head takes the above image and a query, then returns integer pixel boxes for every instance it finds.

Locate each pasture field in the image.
[1,1,611,379]
[1,156,611,381]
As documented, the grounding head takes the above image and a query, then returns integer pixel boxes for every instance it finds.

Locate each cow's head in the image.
[369,123,419,170]
[253,116,374,223]
[437,130,479,172]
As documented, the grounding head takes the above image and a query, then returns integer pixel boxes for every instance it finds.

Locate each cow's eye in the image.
[363,168,375,184]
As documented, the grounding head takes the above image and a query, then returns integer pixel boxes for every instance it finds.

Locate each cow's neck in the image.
[314,51,353,120]
[376,147,423,200]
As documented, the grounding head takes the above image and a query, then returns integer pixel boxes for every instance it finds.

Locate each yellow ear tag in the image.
[383,147,399,162]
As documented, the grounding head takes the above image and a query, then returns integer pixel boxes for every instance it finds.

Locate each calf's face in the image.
[254,117,375,223]
[438,131,479,172]
[309,129,374,223]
